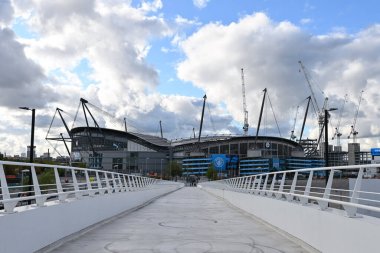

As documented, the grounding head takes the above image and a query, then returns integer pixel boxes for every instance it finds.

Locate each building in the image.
[70,127,327,176]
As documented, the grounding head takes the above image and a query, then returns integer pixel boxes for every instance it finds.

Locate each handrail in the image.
[0,161,161,213]
[202,164,380,218]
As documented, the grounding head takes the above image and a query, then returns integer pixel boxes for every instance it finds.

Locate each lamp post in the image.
[19,107,35,163]
[19,107,35,204]
[324,108,337,183]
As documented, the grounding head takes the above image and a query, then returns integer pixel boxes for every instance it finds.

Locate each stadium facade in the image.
[70,126,333,177]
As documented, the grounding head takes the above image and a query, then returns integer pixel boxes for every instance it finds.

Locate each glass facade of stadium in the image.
[70,127,333,177]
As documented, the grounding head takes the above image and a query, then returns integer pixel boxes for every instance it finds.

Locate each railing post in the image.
[0,163,10,200]
[343,167,364,217]
[261,174,269,196]
[32,165,48,207]
[128,175,134,191]
[96,171,105,195]
[85,170,94,196]
[137,176,142,189]
[111,173,118,192]
[318,169,335,210]
[254,175,262,195]
[268,174,276,198]
[71,169,81,199]
[246,176,252,192]
[0,163,18,213]
[54,167,69,202]
[275,172,286,199]
[121,175,128,191]
[300,171,313,205]
[104,172,112,193]
[286,171,298,201]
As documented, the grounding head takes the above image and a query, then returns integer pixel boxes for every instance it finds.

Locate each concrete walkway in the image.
[48,187,312,253]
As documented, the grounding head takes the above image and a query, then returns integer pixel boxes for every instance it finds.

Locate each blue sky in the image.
[145,0,380,96]
[1,0,380,156]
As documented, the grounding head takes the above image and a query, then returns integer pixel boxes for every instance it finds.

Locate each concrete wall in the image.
[201,186,380,253]
[0,184,181,253]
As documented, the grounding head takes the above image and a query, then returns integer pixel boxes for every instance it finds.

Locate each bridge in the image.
[1,161,379,253]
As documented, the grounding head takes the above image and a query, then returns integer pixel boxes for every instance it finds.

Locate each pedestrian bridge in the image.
[0,161,379,253]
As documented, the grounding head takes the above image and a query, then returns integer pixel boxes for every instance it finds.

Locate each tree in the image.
[166,160,182,178]
[206,164,218,181]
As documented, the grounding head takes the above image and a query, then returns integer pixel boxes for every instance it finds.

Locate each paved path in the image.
[49,187,311,253]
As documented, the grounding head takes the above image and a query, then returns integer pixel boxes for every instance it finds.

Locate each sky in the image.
[0,0,379,157]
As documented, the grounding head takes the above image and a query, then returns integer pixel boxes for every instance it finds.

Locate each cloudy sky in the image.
[0,0,379,157]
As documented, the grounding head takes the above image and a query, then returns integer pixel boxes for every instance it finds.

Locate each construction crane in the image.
[255,88,267,144]
[348,90,364,143]
[290,105,299,140]
[241,68,249,135]
[299,96,312,143]
[298,60,328,150]
[332,94,348,146]
[198,94,207,144]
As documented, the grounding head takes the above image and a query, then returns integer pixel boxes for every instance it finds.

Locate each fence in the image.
[203,164,380,217]
[0,160,158,213]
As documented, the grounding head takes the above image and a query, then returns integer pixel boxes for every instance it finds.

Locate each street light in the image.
[19,107,35,163]
[324,108,337,183]
[19,107,35,204]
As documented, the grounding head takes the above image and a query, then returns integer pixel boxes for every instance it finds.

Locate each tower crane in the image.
[348,90,364,143]
[241,68,249,135]
[298,61,328,150]
[290,105,299,140]
[332,94,348,146]
[299,96,312,143]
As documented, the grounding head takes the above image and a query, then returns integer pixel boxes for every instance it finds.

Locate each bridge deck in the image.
[48,187,312,253]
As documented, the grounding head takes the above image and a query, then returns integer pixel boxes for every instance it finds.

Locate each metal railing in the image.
[202,164,380,217]
[0,161,159,213]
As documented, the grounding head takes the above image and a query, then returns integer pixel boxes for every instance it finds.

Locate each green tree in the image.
[166,160,182,178]
[206,164,218,181]
[38,169,56,185]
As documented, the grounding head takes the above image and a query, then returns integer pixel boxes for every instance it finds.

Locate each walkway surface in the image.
[48,187,312,253]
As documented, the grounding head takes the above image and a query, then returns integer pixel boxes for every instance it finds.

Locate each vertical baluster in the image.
[275,172,286,199]
[85,170,94,196]
[111,173,118,192]
[0,163,17,213]
[246,176,252,192]
[255,175,262,195]
[286,171,298,201]
[300,171,313,205]
[268,173,276,198]
[343,167,364,217]
[96,171,104,195]
[72,169,81,199]
[318,169,335,210]
[261,174,269,196]
[104,172,111,194]
[54,167,68,202]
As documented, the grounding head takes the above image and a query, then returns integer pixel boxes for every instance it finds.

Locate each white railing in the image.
[0,161,159,213]
[203,164,380,217]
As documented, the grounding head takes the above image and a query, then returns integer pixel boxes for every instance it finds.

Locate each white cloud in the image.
[300,18,311,25]
[193,0,210,9]
[2,2,380,158]
[177,12,380,150]
[175,15,201,26]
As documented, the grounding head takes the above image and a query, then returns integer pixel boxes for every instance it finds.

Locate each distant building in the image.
[27,146,36,159]
[70,127,325,176]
